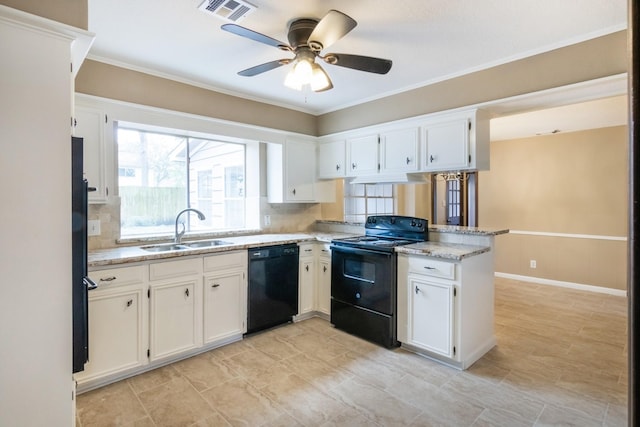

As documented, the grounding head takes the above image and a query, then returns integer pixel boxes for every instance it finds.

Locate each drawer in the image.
[298,243,316,258]
[406,256,456,280]
[318,243,331,258]
[203,250,246,272]
[89,265,146,289]
[149,257,202,281]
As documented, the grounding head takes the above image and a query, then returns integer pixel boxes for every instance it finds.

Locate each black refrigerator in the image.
[72,136,96,373]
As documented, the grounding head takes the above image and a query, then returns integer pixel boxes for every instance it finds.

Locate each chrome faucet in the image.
[174,208,206,244]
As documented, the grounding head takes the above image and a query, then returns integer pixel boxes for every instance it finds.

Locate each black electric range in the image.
[330,215,428,348]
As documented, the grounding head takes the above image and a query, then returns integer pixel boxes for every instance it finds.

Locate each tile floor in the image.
[76,277,629,426]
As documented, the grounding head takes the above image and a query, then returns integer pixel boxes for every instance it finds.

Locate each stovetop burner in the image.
[331,215,428,252]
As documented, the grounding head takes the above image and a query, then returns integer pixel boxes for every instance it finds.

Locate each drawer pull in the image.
[100,276,117,282]
[423,266,436,270]
[212,283,220,288]
[415,286,421,294]
[126,299,133,307]
[185,288,190,297]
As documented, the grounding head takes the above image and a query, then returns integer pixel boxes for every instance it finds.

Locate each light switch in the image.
[88,220,101,236]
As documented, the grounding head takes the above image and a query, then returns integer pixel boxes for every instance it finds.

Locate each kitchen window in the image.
[117,123,246,237]
[344,183,395,223]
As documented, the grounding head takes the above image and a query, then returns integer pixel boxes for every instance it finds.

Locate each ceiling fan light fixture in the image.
[283,67,302,90]
[310,63,333,92]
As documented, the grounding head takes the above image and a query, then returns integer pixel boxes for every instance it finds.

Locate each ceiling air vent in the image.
[198,0,256,23]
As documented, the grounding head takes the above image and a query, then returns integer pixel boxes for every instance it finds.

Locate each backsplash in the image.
[88,197,323,250]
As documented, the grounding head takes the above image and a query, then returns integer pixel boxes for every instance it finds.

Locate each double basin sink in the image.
[141,239,233,253]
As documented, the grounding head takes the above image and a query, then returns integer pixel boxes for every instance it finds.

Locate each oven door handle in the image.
[343,274,375,284]
[330,245,394,258]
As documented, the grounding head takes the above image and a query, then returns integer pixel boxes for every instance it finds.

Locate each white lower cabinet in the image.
[316,244,331,316]
[149,278,202,361]
[203,251,247,343]
[408,275,455,358]
[81,252,248,391]
[298,243,316,316]
[75,265,148,386]
[398,252,495,369]
[297,242,332,318]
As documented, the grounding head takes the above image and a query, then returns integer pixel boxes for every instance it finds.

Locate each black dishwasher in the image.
[247,244,299,334]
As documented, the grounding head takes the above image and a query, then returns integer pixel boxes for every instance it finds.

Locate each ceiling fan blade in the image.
[323,53,392,74]
[238,59,291,77]
[221,24,291,50]
[308,10,357,51]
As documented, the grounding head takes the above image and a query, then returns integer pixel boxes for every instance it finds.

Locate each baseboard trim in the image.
[495,272,627,297]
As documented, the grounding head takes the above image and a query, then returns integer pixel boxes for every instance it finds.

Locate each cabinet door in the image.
[347,134,379,176]
[409,275,455,358]
[317,258,331,315]
[285,140,315,201]
[318,140,346,178]
[203,271,245,343]
[150,279,202,361]
[74,286,147,382]
[74,106,107,203]
[380,127,419,173]
[423,118,470,171]
[299,258,315,314]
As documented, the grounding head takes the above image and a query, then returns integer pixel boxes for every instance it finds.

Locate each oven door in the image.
[330,245,396,315]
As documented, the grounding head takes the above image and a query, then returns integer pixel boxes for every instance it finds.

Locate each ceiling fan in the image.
[221,9,392,92]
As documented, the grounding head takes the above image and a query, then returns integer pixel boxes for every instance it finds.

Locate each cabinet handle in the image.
[100,276,116,282]
[185,288,190,297]
[423,266,436,270]
[292,188,296,195]
[406,157,411,165]
[212,283,220,288]
[336,164,340,171]
[305,265,309,272]
[429,155,435,163]
[323,266,327,272]
[415,286,421,294]
[126,299,133,307]
[352,163,357,170]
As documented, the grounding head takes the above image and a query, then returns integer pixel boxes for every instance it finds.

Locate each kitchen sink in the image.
[183,239,233,248]
[141,240,233,252]
[140,243,189,252]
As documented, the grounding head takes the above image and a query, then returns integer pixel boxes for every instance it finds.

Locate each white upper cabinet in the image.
[346,134,379,176]
[422,109,490,172]
[74,105,107,203]
[268,138,335,203]
[317,139,346,179]
[380,127,420,174]
[268,139,315,202]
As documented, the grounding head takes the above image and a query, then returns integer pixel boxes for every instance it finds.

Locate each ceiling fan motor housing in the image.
[287,18,319,49]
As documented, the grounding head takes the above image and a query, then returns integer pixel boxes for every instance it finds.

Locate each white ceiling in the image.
[86,0,628,136]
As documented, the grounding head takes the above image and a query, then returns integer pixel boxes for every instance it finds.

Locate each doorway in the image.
[431,172,477,226]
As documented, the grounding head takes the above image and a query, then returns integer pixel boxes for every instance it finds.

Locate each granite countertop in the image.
[429,224,509,236]
[88,232,356,268]
[89,227,503,268]
[315,220,508,236]
[395,241,491,260]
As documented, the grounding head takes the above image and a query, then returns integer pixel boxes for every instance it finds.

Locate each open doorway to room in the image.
[431,172,477,226]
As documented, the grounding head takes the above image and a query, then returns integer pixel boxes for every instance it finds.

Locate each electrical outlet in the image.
[530,260,537,269]
[264,215,271,226]
[88,220,101,236]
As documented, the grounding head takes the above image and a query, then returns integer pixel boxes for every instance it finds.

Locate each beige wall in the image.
[75,60,318,136]
[317,31,627,135]
[479,126,628,290]
[0,0,87,29]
